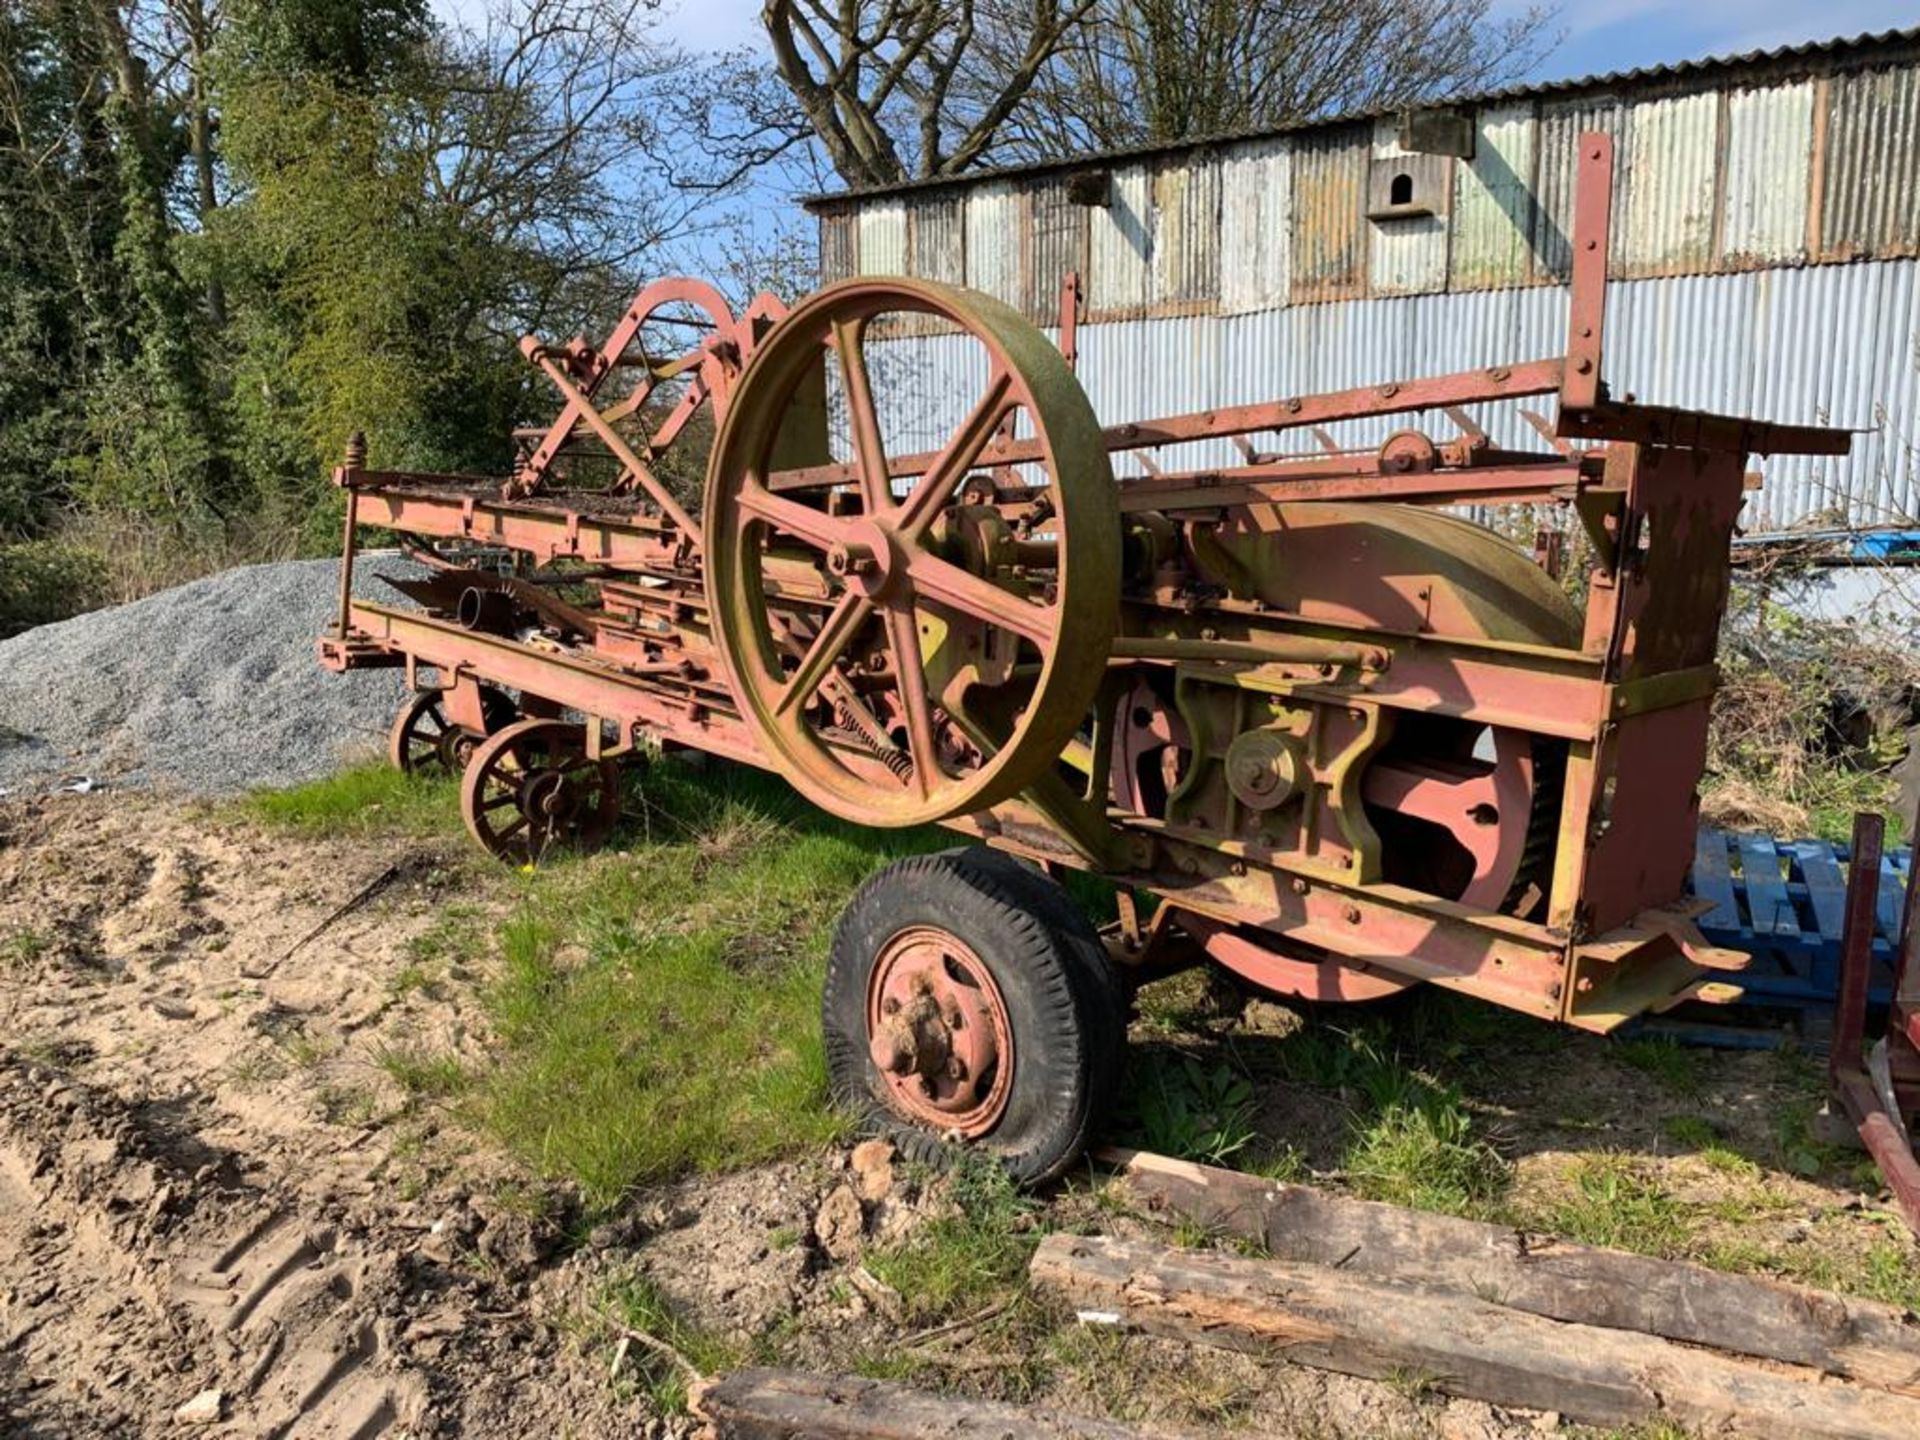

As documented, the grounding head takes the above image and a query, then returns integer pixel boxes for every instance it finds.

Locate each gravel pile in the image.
[0,555,421,797]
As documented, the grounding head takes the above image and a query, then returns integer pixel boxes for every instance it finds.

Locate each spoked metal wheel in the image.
[459,718,622,864]
[703,278,1121,827]
[388,687,513,777]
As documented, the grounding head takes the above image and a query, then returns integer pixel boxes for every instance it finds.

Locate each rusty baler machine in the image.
[321,136,1852,1180]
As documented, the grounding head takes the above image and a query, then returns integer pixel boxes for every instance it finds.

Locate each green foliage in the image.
[1614,1037,1705,1096]
[593,1269,743,1414]
[0,541,108,638]
[0,0,753,618]
[1345,1102,1509,1214]
[864,1158,1039,1323]
[1536,1153,1687,1255]
[1111,1052,1259,1165]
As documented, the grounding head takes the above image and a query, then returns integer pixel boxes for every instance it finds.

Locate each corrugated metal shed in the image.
[1822,62,1920,258]
[1721,80,1815,264]
[810,28,1920,530]
[1289,125,1368,304]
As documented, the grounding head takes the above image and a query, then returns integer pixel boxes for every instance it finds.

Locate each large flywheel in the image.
[703,279,1121,826]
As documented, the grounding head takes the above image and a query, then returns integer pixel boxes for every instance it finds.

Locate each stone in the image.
[849,1139,895,1202]
[173,1388,224,1425]
[813,1184,865,1262]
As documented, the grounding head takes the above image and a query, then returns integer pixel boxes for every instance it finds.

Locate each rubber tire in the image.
[823,851,1109,1186]
[948,846,1130,1103]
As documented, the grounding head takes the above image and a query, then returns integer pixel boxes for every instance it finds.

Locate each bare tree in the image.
[980,0,1559,159]
[759,0,1098,188]
[762,0,1559,187]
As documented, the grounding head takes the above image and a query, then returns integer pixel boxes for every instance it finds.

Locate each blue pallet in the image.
[1689,827,1911,1009]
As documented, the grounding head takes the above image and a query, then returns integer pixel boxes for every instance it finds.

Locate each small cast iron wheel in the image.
[388,686,516,776]
[823,850,1121,1185]
[703,277,1122,828]
[460,718,622,864]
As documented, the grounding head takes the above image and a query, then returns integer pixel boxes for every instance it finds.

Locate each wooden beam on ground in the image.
[1032,1234,1920,1440]
[1100,1148,1920,1395]
[693,1368,1182,1439]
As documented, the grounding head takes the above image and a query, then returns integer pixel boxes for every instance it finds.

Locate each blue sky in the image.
[435,0,1917,80]
[1508,0,1917,83]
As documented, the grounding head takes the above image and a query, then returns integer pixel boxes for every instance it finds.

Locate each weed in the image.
[376,1045,467,1100]
[1382,1365,1445,1402]
[0,927,49,971]
[1537,1154,1686,1256]
[1110,1051,1259,1165]
[1615,1038,1703,1096]
[1661,1115,1716,1148]
[1345,1102,1509,1215]
[595,1270,741,1415]
[864,1158,1038,1324]
[1698,1145,1761,1180]
[317,1084,379,1125]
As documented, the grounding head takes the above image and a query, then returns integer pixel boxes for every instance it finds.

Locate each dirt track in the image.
[0,793,635,1438]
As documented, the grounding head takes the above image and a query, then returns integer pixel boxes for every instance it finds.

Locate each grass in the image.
[1532,1153,1688,1255]
[246,762,464,839]
[1110,1052,1260,1166]
[1614,1037,1704,1096]
[0,926,50,971]
[376,1044,468,1100]
[477,759,944,1212]
[593,1269,744,1415]
[1346,1102,1509,1214]
[864,1158,1039,1324]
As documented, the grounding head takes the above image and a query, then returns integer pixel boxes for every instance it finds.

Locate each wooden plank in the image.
[694,1369,1181,1438]
[1693,828,1741,930]
[1795,841,1851,943]
[1101,1148,1920,1394]
[1738,833,1799,937]
[1033,1234,1920,1439]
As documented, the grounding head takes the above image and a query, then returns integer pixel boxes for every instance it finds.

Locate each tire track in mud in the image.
[0,1059,423,1437]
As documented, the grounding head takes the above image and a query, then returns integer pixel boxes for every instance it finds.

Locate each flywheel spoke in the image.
[896,371,1015,540]
[738,480,843,551]
[775,590,873,718]
[830,317,894,516]
[882,604,939,798]
[906,550,1056,649]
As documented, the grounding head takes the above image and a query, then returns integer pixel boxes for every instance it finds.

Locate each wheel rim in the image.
[461,718,620,863]
[865,924,1015,1137]
[703,278,1121,827]
[391,688,512,776]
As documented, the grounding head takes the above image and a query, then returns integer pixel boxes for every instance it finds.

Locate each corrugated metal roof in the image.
[803,25,1920,210]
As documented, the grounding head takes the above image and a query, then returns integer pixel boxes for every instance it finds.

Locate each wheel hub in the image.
[866,926,1012,1136]
[522,768,579,824]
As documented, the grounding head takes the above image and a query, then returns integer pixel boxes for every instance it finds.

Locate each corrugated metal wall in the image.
[815,46,1920,528]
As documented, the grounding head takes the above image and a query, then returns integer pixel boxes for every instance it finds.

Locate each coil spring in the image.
[836,706,915,783]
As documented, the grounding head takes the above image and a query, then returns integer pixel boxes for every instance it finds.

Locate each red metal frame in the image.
[319,133,1851,1036]
[1830,811,1920,1236]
